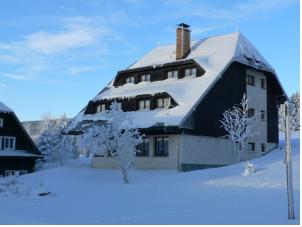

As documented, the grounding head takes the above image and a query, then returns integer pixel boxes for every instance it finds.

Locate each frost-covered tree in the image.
[220,94,258,165]
[279,92,300,132]
[80,101,142,184]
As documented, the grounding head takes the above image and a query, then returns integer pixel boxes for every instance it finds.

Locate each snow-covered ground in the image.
[0,132,299,224]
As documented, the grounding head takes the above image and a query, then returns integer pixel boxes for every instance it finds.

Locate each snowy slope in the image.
[0,133,299,224]
[71,32,284,129]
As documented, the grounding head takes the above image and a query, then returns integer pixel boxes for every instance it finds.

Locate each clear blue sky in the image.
[0,0,299,121]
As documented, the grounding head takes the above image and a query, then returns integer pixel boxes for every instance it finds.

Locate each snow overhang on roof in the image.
[0,102,13,113]
[69,32,285,130]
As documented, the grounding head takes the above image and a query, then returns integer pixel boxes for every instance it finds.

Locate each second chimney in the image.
[176,23,191,60]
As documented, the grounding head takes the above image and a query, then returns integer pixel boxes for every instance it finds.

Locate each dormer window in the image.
[140,74,151,82]
[138,100,150,110]
[96,103,106,113]
[125,76,135,84]
[184,68,197,77]
[156,97,171,108]
[167,70,178,79]
[0,118,3,128]
[2,137,16,150]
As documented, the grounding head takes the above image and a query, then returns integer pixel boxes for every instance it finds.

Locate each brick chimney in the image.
[176,23,191,60]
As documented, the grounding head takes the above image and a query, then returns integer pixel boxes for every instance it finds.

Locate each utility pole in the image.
[282,101,294,220]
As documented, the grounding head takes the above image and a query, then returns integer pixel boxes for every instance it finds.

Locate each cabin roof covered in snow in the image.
[0,101,13,113]
[70,32,283,129]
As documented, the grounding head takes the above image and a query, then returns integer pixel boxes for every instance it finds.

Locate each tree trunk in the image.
[122,167,129,184]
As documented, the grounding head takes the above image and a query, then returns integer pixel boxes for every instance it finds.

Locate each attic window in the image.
[138,100,150,110]
[125,76,135,84]
[2,137,16,150]
[167,70,178,79]
[96,103,106,113]
[184,68,197,77]
[0,118,3,128]
[156,97,171,108]
[140,74,151,82]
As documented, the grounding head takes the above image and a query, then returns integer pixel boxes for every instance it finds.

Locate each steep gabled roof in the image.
[70,32,286,130]
[0,101,13,113]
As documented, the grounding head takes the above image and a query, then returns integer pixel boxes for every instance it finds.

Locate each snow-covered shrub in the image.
[242,162,256,176]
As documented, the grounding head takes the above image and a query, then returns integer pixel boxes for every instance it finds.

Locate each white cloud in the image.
[68,66,98,76]
[0,72,33,81]
[0,83,6,88]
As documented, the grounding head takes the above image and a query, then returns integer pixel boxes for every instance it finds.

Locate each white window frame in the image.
[156,97,171,108]
[0,118,3,128]
[167,70,178,79]
[125,76,135,84]
[184,68,197,77]
[138,100,150,110]
[96,103,106,113]
[2,136,16,150]
[140,74,151,82]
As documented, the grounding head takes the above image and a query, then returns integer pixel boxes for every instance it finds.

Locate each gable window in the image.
[140,74,151,82]
[2,137,16,150]
[154,137,169,157]
[136,137,150,157]
[0,118,3,128]
[184,68,197,77]
[261,78,266,89]
[261,110,266,120]
[167,70,178,79]
[125,76,135,84]
[247,108,255,118]
[96,103,106,113]
[247,74,255,86]
[247,142,255,152]
[138,99,150,110]
[156,97,171,108]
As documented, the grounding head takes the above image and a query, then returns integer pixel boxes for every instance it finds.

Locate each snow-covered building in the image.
[69,23,286,171]
[0,102,42,175]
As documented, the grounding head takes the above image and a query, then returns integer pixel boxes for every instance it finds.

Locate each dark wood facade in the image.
[0,111,41,175]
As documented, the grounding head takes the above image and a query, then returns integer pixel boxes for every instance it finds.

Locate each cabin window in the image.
[125,76,135,84]
[154,137,169,157]
[261,143,266,152]
[140,74,151,82]
[167,70,178,79]
[247,142,255,152]
[138,99,150,110]
[2,137,16,150]
[184,68,197,77]
[247,74,255,86]
[261,78,266,89]
[96,103,106,113]
[156,97,171,108]
[0,118,3,128]
[261,110,266,120]
[137,137,150,157]
[247,108,255,118]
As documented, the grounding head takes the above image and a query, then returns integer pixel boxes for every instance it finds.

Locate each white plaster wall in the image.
[92,134,180,170]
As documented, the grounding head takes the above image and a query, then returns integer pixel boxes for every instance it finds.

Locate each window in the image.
[167,70,178,79]
[247,109,255,118]
[138,100,150,110]
[261,78,266,89]
[125,76,135,84]
[96,103,106,113]
[247,142,255,152]
[0,118,3,128]
[154,137,169,157]
[137,137,150,157]
[156,97,171,108]
[140,74,151,82]
[261,110,266,120]
[261,143,266,152]
[184,68,197,77]
[2,137,16,150]
[247,74,255,86]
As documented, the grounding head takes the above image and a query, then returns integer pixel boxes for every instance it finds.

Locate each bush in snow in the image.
[242,162,256,176]
[80,101,143,184]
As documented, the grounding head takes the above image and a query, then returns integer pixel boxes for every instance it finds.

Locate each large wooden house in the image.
[69,24,286,171]
[0,102,42,175]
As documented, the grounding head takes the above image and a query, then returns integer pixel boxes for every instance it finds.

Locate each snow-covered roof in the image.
[0,150,42,157]
[0,101,13,113]
[70,32,280,129]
